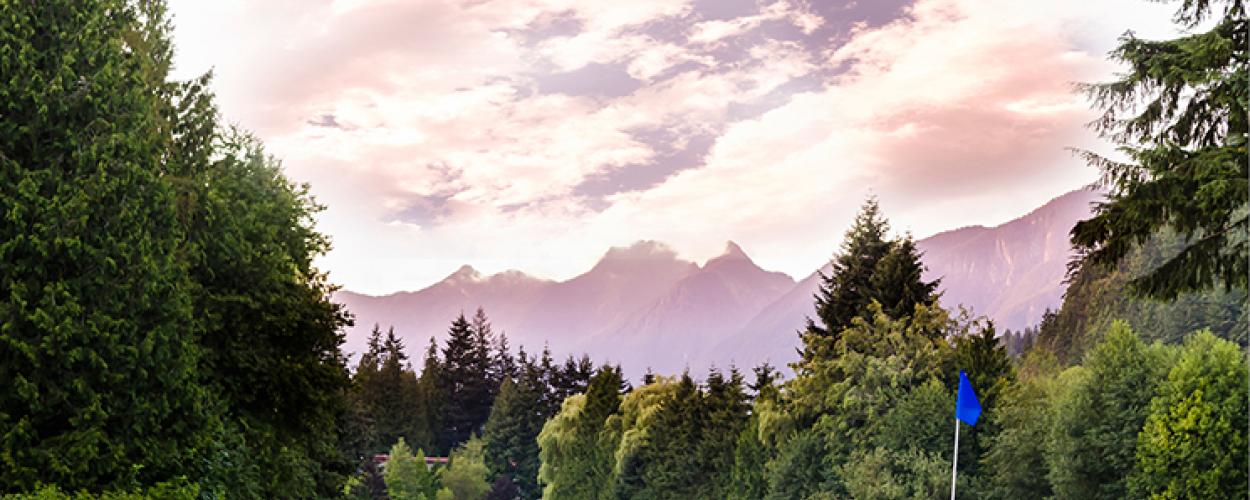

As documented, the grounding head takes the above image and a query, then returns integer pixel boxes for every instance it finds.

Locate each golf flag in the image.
[955,371,981,426]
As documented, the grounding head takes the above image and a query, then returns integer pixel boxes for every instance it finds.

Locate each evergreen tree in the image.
[636,373,706,498]
[870,235,941,320]
[550,354,594,406]
[697,368,751,500]
[493,332,518,384]
[1131,330,1248,498]
[728,415,769,500]
[374,328,420,454]
[415,337,446,454]
[483,377,544,500]
[535,365,622,500]
[802,198,939,362]
[806,198,894,347]
[951,321,1015,485]
[0,1,218,490]
[749,362,780,400]
[440,313,495,451]
[1071,0,1247,299]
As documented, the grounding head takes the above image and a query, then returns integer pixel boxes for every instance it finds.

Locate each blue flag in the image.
[955,371,981,426]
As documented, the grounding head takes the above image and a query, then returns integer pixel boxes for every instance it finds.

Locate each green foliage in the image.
[181,130,354,497]
[1131,330,1249,498]
[2,482,199,500]
[483,376,544,500]
[1039,230,1246,362]
[980,352,1065,500]
[840,447,952,500]
[438,437,491,500]
[0,0,219,491]
[727,415,769,500]
[1044,322,1172,499]
[535,366,622,500]
[385,438,440,500]
[440,312,499,452]
[1071,0,1248,299]
[763,429,829,500]
[803,198,939,361]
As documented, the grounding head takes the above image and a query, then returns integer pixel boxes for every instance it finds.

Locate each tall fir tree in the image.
[802,198,938,363]
[414,337,446,454]
[440,312,496,451]
[1070,0,1247,299]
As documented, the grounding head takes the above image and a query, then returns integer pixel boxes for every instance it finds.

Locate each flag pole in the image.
[950,417,960,500]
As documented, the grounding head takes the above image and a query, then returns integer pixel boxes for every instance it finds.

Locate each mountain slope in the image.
[590,242,794,374]
[703,189,1100,370]
[336,190,1100,377]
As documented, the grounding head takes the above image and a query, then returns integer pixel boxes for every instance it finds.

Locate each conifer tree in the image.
[483,377,545,500]
[698,368,751,500]
[0,1,218,490]
[870,235,941,320]
[1071,0,1247,299]
[440,313,496,450]
[637,373,706,498]
[802,198,938,362]
[415,336,446,454]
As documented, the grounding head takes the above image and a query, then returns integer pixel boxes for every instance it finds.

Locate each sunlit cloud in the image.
[169,0,1181,294]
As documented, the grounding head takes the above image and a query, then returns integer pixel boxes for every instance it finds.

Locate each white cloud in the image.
[168,0,1184,294]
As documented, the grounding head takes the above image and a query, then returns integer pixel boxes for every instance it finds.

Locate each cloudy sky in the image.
[167,0,1182,295]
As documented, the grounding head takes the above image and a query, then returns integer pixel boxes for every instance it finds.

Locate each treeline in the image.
[533,201,1248,499]
[341,309,611,499]
[2,1,352,498]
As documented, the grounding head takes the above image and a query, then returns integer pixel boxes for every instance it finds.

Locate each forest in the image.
[0,0,1246,499]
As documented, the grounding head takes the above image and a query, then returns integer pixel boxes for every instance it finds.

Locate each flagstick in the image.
[950,418,960,500]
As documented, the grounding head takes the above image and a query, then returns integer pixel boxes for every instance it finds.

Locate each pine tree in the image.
[374,328,419,454]
[638,372,706,498]
[1071,0,1247,299]
[494,332,518,384]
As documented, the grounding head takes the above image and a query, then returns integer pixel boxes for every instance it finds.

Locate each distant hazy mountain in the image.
[336,266,553,360]
[702,189,1101,371]
[335,189,1099,377]
[588,242,794,374]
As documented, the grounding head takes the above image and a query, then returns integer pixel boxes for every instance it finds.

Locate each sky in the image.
[166,0,1185,295]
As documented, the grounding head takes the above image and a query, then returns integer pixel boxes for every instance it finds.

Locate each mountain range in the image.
[335,189,1101,377]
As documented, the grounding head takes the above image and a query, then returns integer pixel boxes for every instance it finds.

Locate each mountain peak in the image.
[721,240,747,259]
[445,264,483,283]
[705,240,753,267]
[596,240,680,266]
